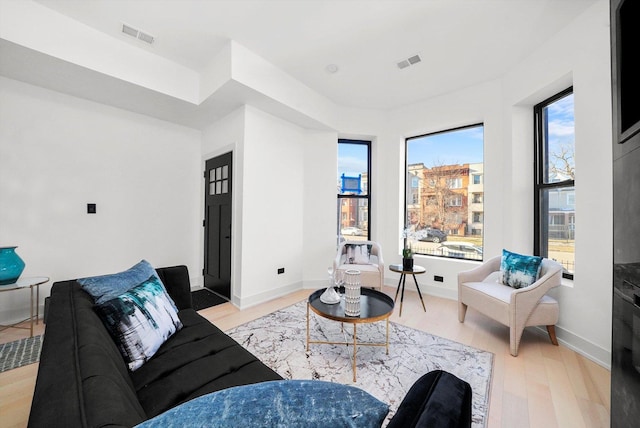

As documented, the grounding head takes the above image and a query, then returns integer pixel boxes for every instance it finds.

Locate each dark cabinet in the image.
[611,0,640,426]
[612,0,640,156]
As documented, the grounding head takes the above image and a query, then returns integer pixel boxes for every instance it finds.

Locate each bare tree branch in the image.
[550,143,575,180]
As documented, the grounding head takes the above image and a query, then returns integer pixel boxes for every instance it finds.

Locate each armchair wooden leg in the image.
[546,325,559,346]
[458,302,468,323]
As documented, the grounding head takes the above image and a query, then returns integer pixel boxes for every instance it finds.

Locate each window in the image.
[405,124,484,260]
[534,88,575,279]
[408,171,421,205]
[338,139,371,241]
[448,195,463,207]
[447,178,462,189]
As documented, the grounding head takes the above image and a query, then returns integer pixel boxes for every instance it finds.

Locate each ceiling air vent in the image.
[397,54,421,70]
[122,24,138,38]
[408,55,421,65]
[121,23,155,45]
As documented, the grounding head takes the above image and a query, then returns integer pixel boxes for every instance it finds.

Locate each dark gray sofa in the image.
[28,265,282,428]
[28,264,473,428]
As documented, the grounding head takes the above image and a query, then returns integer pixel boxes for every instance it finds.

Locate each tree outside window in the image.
[534,88,575,279]
[405,124,484,260]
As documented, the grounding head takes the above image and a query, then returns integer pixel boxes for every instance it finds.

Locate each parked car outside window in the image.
[341,227,363,236]
[416,228,448,243]
[437,242,483,260]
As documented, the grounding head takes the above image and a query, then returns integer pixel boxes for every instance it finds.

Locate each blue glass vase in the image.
[0,246,26,285]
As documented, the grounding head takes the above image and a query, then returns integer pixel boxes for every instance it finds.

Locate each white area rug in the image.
[226,300,493,427]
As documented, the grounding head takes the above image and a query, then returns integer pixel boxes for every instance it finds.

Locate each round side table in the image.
[388,264,427,317]
[306,287,394,382]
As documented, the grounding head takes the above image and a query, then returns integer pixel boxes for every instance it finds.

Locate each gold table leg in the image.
[353,324,357,382]
[307,308,392,383]
[36,283,40,325]
[386,318,389,355]
[306,302,310,351]
[29,284,34,337]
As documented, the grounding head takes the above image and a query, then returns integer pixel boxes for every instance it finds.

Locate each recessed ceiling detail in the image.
[12,0,598,110]
[121,23,155,45]
[397,54,421,70]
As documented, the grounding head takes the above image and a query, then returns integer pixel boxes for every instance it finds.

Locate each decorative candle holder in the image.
[343,269,361,316]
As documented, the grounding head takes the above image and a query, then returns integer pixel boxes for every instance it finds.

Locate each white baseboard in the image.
[0,303,45,328]
[234,281,303,310]
[531,325,611,370]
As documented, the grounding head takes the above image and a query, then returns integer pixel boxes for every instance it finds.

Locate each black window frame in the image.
[337,139,372,241]
[404,123,484,261]
[533,86,575,280]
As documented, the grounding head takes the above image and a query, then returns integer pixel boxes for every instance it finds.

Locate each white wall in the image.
[337,0,611,366]
[0,0,612,367]
[377,80,504,300]
[201,106,337,307]
[202,105,326,308]
[238,107,306,307]
[0,76,202,323]
[502,0,612,366]
[204,0,610,366]
[302,129,339,288]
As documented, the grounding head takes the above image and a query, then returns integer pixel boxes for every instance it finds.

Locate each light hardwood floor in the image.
[0,286,610,428]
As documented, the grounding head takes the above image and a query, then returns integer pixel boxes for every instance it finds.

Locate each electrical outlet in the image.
[434,275,444,282]
[277,267,285,274]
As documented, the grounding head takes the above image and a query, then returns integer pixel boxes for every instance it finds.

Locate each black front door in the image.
[204,152,232,299]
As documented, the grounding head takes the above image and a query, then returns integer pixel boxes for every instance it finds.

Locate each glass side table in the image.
[0,276,49,337]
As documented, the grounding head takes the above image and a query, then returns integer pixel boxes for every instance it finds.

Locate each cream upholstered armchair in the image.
[333,241,384,290]
[458,255,563,356]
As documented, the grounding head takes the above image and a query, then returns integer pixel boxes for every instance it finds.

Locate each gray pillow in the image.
[78,259,160,304]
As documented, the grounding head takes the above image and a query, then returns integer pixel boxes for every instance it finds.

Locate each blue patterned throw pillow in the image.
[499,249,543,289]
[94,275,183,371]
[78,259,161,304]
[135,380,389,428]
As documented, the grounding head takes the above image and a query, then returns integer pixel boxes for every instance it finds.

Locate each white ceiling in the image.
[31,0,598,111]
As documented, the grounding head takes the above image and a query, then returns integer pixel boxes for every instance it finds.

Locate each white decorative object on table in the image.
[320,266,341,304]
[344,269,361,316]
